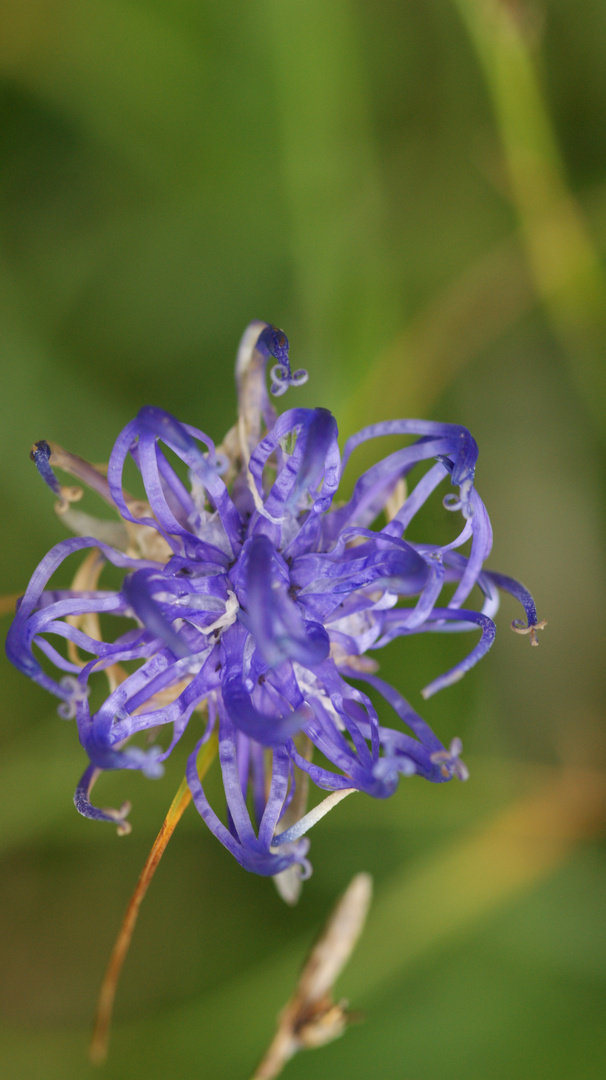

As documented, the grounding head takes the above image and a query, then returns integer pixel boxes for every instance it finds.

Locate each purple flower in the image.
[6,321,545,890]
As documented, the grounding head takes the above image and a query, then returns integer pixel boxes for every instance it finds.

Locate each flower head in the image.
[6,321,544,886]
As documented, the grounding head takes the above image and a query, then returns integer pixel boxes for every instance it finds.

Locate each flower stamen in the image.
[511,618,548,646]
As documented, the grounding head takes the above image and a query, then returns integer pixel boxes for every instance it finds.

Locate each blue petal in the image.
[30,440,62,496]
[244,534,330,667]
[73,763,132,833]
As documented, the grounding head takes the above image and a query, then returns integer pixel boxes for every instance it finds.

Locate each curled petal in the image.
[256,324,309,398]
[108,407,242,556]
[74,764,132,835]
[249,407,340,523]
[245,534,330,668]
[186,732,310,876]
[5,536,159,690]
[235,322,307,455]
[481,569,546,644]
[420,608,497,698]
[122,571,192,659]
[341,419,478,484]
[222,669,308,746]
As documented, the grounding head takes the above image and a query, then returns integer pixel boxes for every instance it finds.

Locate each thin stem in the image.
[89,734,218,1064]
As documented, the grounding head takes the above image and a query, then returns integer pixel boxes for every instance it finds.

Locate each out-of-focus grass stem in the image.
[347,762,606,1001]
[339,234,534,439]
[453,0,606,433]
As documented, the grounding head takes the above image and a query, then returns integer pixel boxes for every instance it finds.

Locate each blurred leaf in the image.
[0,0,208,185]
[339,232,534,435]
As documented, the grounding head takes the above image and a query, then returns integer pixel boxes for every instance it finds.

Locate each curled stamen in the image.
[442,481,473,520]
[270,363,291,396]
[511,618,548,646]
[270,363,309,397]
[430,737,469,781]
[255,324,308,397]
[57,675,91,720]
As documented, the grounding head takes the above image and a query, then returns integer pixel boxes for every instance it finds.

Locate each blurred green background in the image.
[1,2,605,1078]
